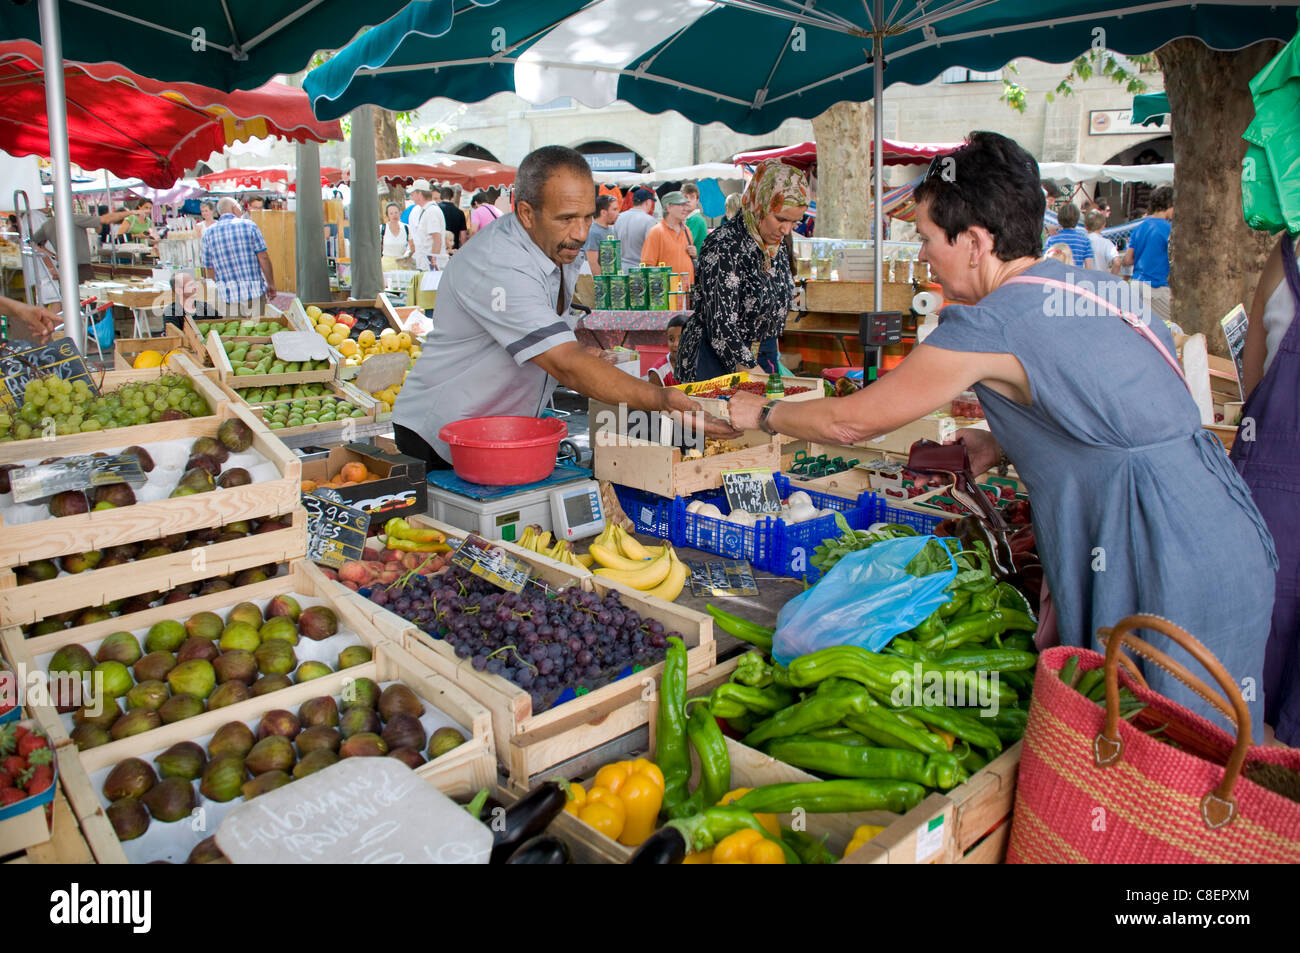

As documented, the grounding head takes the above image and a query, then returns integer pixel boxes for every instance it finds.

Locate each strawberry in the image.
[22,764,52,796]
[0,770,11,789]
[1,755,25,778]
[16,733,47,758]
[0,787,24,805]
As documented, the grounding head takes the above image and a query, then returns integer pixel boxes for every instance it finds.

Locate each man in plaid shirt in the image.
[201,197,277,316]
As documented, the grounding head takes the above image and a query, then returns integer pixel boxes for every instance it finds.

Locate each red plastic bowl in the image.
[439,416,568,486]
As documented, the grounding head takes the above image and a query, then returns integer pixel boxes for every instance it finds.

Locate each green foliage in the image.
[1001,51,1156,114]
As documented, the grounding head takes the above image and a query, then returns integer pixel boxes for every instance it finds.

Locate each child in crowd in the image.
[647,314,687,386]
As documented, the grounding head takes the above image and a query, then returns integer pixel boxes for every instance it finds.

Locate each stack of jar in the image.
[592,236,687,311]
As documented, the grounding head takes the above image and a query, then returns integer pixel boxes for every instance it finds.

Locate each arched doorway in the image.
[572,140,651,174]
[452,142,501,163]
[1102,135,1174,221]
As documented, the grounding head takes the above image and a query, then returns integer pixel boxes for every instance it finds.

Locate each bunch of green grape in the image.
[0,374,212,442]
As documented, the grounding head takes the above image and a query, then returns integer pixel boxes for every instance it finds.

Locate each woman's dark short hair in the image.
[913,131,1044,261]
[1147,186,1174,213]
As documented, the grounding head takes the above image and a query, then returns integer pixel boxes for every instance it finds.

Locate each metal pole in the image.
[872,0,884,312]
[39,0,83,345]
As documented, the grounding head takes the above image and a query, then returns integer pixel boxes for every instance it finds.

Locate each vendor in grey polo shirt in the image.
[393,145,735,472]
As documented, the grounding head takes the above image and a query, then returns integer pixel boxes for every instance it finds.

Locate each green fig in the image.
[378,684,423,721]
[208,721,255,760]
[218,622,261,653]
[265,594,301,623]
[298,695,339,728]
[245,735,295,775]
[256,709,300,740]
[124,680,169,712]
[177,466,215,494]
[49,643,95,677]
[145,620,187,653]
[95,631,142,666]
[212,649,258,685]
[189,436,229,464]
[154,742,206,781]
[217,418,254,453]
[167,659,215,699]
[227,602,263,629]
[70,723,110,751]
[337,645,372,670]
[199,755,247,802]
[91,660,133,699]
[103,758,157,801]
[59,550,102,574]
[339,732,388,758]
[157,693,204,724]
[16,558,59,584]
[74,607,113,627]
[250,673,293,696]
[428,726,467,760]
[110,708,161,740]
[242,770,292,800]
[292,749,338,780]
[185,611,224,640]
[297,605,339,641]
[207,681,251,709]
[186,835,229,864]
[258,616,298,645]
[295,725,341,755]
[339,706,381,739]
[142,777,197,823]
[176,636,219,664]
[72,699,120,731]
[254,639,296,676]
[293,661,332,683]
[133,651,176,683]
[340,677,379,712]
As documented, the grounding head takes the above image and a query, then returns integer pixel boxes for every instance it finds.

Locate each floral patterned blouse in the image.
[676,213,793,382]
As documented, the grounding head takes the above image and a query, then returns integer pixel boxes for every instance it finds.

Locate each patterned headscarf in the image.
[742,159,811,258]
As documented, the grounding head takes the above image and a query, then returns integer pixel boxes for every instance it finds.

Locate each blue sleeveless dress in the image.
[926,260,1277,736]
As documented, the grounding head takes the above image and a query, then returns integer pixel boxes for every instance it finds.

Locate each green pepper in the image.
[730,779,926,815]
[1001,670,1034,695]
[1001,632,1035,653]
[897,705,1003,754]
[685,699,730,808]
[933,648,1038,672]
[708,682,794,720]
[787,644,1018,707]
[657,636,698,819]
[809,726,873,745]
[463,787,490,819]
[734,651,773,687]
[1058,654,1080,687]
[937,589,973,620]
[841,713,949,755]
[666,807,801,863]
[918,609,1038,654]
[744,688,875,747]
[976,706,1029,743]
[957,745,988,773]
[764,738,967,789]
[884,637,927,660]
[781,827,840,864]
[1076,667,1105,702]
[705,605,773,652]
[969,585,999,614]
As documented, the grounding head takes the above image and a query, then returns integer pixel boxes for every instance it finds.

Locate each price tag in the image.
[684,559,759,597]
[353,352,409,394]
[721,469,782,516]
[0,339,98,410]
[1218,304,1248,401]
[11,453,146,503]
[450,533,533,594]
[303,490,370,568]
[272,331,331,362]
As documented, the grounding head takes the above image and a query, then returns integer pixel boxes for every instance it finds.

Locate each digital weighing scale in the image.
[426,464,606,543]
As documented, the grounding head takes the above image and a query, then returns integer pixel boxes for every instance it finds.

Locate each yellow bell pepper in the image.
[843,824,886,859]
[585,758,664,846]
[681,849,714,864]
[579,786,626,841]
[719,788,780,836]
[712,828,786,864]
[564,782,588,817]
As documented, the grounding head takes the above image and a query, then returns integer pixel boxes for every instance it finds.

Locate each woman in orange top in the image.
[640,191,696,284]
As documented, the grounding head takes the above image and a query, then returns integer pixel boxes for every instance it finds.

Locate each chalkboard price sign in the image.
[0,339,97,410]
[10,453,146,503]
[721,468,782,516]
[451,533,533,594]
[303,491,370,568]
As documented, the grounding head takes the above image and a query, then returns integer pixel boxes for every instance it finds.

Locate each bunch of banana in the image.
[518,524,595,569]
[588,524,688,602]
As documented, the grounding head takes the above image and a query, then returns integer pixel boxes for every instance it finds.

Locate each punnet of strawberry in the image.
[0,721,57,810]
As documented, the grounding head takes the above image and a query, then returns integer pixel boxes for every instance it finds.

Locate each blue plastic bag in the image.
[772,535,957,665]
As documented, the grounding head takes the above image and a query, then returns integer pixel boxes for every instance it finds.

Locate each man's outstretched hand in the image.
[660,385,742,439]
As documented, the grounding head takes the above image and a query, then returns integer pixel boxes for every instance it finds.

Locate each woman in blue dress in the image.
[729,132,1277,736]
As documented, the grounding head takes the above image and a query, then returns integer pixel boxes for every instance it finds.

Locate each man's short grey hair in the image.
[515,146,592,212]
[217,197,241,215]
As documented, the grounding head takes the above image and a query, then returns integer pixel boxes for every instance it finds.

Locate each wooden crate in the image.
[291,294,402,334]
[1,787,95,864]
[342,515,714,786]
[0,507,306,629]
[852,413,989,456]
[589,401,781,499]
[207,330,337,388]
[0,402,299,571]
[0,353,226,460]
[112,326,187,370]
[801,279,918,314]
[0,556,386,750]
[227,379,378,439]
[188,312,297,343]
[62,641,493,864]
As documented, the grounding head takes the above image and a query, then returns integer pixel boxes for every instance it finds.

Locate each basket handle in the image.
[1092,614,1252,830]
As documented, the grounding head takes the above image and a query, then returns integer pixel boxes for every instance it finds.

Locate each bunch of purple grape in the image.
[366,565,676,712]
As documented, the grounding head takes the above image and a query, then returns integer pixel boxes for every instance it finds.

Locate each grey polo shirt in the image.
[32,213,100,265]
[393,211,583,462]
[614,208,655,271]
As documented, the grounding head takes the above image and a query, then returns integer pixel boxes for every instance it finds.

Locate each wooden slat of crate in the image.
[207,330,336,388]
[387,516,713,785]
[0,402,299,570]
[0,507,307,628]
[66,642,492,863]
[3,788,94,864]
[802,279,918,314]
[851,413,988,455]
[112,327,186,370]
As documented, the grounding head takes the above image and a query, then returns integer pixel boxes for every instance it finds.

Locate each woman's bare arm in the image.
[1242,236,1285,397]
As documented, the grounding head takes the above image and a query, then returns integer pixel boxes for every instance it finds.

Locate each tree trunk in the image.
[1159,39,1280,354]
[809,101,875,240]
[374,108,405,209]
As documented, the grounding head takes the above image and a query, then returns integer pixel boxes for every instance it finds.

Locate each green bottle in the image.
[765,373,785,397]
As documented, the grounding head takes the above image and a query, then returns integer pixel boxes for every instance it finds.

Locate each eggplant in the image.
[505,835,571,864]
[627,826,688,865]
[489,781,566,864]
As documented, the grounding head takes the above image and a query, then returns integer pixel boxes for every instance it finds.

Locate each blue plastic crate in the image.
[675,484,780,566]
[612,484,675,540]
[769,476,878,583]
[872,495,945,535]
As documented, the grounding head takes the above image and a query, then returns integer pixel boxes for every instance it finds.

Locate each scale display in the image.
[550,481,605,541]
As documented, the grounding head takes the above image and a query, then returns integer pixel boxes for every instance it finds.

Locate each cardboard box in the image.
[300,442,427,535]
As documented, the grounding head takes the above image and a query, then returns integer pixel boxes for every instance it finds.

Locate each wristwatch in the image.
[757,399,779,435]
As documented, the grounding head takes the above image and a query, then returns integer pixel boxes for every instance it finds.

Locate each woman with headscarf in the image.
[676,159,810,382]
